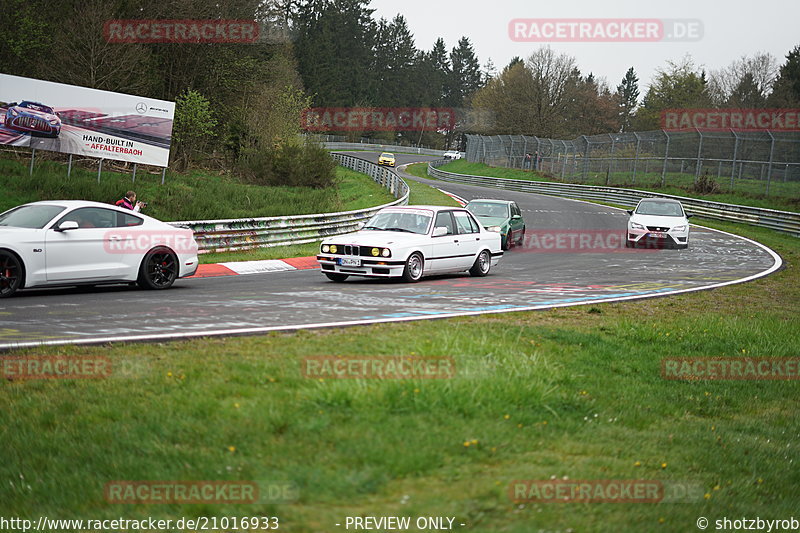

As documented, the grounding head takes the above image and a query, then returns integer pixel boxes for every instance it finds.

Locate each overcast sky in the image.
[370,0,799,91]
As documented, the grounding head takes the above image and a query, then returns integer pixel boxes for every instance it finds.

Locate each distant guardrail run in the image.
[323,141,451,157]
[170,154,409,253]
[427,160,800,237]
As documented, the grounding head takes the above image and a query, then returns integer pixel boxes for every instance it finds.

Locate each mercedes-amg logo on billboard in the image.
[136,102,148,114]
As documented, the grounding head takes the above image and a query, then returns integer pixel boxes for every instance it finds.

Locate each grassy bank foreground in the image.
[1,216,798,531]
[425,159,800,213]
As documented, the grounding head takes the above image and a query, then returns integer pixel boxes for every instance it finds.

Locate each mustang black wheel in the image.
[324,272,349,282]
[0,251,23,298]
[469,249,492,277]
[137,247,178,290]
[402,253,424,282]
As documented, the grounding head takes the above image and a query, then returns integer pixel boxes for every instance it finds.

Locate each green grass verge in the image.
[434,160,800,213]
[2,219,797,532]
[0,158,393,221]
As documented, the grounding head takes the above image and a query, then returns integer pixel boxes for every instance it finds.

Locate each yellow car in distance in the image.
[377,152,395,167]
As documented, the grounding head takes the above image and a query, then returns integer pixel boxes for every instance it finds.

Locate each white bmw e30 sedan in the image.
[0,200,198,298]
[316,205,503,282]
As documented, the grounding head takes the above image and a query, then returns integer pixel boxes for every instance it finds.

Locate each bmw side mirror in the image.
[686,214,694,219]
[356,222,365,230]
[626,210,633,216]
[55,221,79,232]
[433,226,448,237]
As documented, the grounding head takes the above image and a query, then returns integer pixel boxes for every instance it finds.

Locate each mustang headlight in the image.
[381,248,391,257]
[630,222,645,230]
[321,244,330,253]
[329,244,337,254]
[672,225,687,232]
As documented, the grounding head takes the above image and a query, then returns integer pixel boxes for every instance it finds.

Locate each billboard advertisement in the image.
[0,74,174,167]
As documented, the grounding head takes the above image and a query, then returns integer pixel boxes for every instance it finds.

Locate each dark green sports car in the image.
[465,199,526,251]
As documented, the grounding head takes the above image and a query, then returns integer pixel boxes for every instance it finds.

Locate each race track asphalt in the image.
[0,152,780,350]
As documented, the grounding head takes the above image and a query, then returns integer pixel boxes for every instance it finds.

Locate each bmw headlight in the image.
[381,248,391,257]
[630,222,645,230]
[329,244,337,254]
[321,244,330,253]
[371,247,380,257]
[672,225,687,232]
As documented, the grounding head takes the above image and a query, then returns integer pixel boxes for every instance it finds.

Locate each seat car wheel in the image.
[324,272,349,282]
[402,252,424,282]
[0,251,23,298]
[469,249,492,277]
[137,247,178,290]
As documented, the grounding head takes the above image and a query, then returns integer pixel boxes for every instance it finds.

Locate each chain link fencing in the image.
[466,131,800,198]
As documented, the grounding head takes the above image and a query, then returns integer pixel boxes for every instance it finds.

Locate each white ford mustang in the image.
[0,200,199,298]
[317,205,503,282]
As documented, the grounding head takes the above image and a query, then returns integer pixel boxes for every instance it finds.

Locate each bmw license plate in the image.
[339,257,361,267]
[650,232,666,238]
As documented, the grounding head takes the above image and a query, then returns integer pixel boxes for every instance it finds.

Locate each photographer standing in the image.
[115,191,146,212]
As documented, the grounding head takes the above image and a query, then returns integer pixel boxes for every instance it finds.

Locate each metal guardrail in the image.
[170,154,409,253]
[324,141,450,157]
[427,160,800,237]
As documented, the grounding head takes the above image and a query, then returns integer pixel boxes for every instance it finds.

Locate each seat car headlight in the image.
[630,222,645,230]
[672,225,687,232]
[488,226,502,233]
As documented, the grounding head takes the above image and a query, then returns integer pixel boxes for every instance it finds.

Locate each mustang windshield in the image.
[635,201,684,217]
[0,205,66,229]
[363,211,432,235]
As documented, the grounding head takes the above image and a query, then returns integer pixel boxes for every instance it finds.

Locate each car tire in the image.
[516,227,525,246]
[0,250,24,298]
[324,272,349,282]
[137,247,178,290]
[502,233,512,251]
[402,252,424,282]
[625,240,635,248]
[469,249,492,277]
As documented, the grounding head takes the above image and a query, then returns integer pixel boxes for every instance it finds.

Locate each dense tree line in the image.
[2,0,799,168]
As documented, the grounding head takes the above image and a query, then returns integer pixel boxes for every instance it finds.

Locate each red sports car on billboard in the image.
[5,101,62,137]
